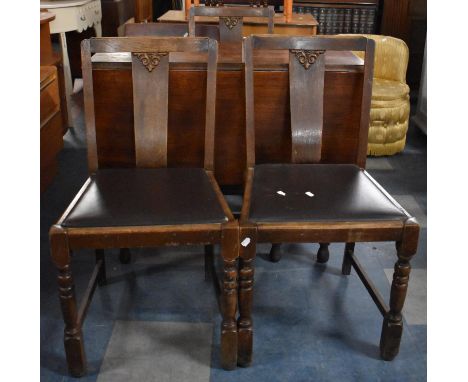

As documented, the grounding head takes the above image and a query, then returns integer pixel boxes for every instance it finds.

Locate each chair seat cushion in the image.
[62,168,228,228]
[249,164,408,223]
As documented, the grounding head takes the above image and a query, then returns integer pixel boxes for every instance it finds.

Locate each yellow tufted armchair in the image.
[341,34,410,156]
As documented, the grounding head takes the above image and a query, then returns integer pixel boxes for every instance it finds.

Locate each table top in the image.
[40,0,96,9]
[40,11,56,24]
[158,10,318,27]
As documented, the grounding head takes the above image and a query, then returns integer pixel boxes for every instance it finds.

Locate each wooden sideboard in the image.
[90,45,364,186]
[158,10,318,35]
[41,67,64,192]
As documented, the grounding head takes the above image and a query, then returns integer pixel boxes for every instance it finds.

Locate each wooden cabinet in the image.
[41,67,63,192]
[40,11,69,133]
[292,0,380,35]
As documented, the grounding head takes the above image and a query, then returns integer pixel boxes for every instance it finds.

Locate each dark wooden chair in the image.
[238,35,419,367]
[49,37,239,377]
[124,21,220,41]
[189,5,274,43]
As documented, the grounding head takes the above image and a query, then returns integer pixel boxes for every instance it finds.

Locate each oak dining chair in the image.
[238,35,419,367]
[49,36,239,376]
[124,21,220,41]
[189,5,275,43]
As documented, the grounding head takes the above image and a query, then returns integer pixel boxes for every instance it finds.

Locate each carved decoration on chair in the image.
[221,16,241,30]
[290,49,325,70]
[133,52,169,72]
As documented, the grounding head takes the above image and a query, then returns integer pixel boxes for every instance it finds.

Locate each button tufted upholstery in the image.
[340,34,411,156]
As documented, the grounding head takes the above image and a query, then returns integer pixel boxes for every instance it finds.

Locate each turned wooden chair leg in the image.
[380,219,419,360]
[220,223,239,370]
[204,244,214,281]
[269,243,282,262]
[95,249,106,286]
[342,242,355,275]
[316,242,330,263]
[237,224,256,367]
[119,248,131,264]
[50,226,87,377]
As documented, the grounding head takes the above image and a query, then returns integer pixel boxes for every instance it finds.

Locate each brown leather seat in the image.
[62,168,228,228]
[249,164,407,223]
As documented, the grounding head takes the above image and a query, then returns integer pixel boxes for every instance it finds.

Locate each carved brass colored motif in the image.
[290,50,325,70]
[133,52,169,72]
[221,16,241,30]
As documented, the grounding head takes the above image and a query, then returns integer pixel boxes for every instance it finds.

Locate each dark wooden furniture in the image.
[90,44,363,186]
[382,0,425,93]
[50,37,239,376]
[160,9,318,35]
[406,0,425,92]
[189,5,274,42]
[135,0,153,22]
[293,0,379,35]
[237,35,419,367]
[40,11,69,132]
[124,21,220,41]
[101,0,135,36]
[380,0,409,40]
[41,66,63,192]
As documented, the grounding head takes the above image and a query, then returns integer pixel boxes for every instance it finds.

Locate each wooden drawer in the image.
[40,66,60,127]
[41,66,63,192]
[41,111,63,168]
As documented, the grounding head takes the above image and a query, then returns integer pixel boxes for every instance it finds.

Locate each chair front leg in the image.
[380,218,419,360]
[50,226,87,377]
[220,222,239,370]
[237,224,257,367]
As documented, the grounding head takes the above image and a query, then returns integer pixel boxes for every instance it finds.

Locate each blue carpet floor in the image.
[40,89,427,381]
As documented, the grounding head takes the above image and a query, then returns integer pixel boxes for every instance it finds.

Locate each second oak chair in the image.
[238,35,419,367]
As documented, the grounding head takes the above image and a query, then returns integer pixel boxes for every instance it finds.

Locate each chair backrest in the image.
[189,5,274,43]
[81,37,218,172]
[135,0,153,23]
[243,35,375,168]
[124,22,220,41]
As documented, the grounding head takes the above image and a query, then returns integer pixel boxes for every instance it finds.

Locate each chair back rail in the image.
[189,6,274,43]
[124,22,220,41]
[81,37,218,172]
[243,35,375,168]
